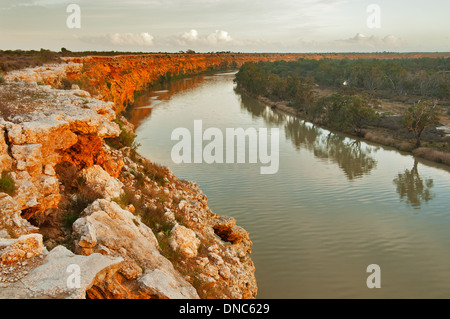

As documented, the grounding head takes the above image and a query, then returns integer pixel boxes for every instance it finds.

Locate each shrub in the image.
[105,119,137,150]
[59,78,73,90]
[0,172,15,195]
[63,195,92,229]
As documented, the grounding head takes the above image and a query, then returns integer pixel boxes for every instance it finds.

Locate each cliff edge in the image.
[0,60,258,299]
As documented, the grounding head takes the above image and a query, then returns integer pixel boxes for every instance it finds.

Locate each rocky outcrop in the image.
[71,199,199,299]
[0,193,38,237]
[0,244,123,299]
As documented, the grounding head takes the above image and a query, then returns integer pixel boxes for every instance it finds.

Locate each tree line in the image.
[236,57,450,99]
[234,59,445,147]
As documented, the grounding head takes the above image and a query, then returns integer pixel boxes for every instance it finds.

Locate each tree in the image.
[322,92,379,135]
[235,63,267,96]
[293,80,315,115]
[400,100,442,148]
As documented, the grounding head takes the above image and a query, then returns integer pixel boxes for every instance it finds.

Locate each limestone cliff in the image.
[7,53,304,113]
[0,55,269,299]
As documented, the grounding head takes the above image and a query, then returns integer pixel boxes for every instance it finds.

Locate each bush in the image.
[0,172,15,195]
[59,78,73,90]
[142,161,167,186]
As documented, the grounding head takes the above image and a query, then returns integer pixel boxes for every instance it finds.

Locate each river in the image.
[127,72,450,299]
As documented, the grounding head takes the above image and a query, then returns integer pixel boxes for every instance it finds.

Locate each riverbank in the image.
[243,89,450,166]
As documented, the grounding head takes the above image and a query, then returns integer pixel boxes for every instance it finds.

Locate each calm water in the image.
[128,72,450,299]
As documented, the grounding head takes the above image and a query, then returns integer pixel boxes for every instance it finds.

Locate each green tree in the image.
[400,100,442,148]
[322,92,379,135]
[235,63,267,95]
[293,80,315,115]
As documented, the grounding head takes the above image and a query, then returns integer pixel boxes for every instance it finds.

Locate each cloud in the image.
[106,32,154,46]
[336,33,406,50]
[206,30,233,44]
[178,29,233,46]
[181,29,199,42]
[78,32,155,48]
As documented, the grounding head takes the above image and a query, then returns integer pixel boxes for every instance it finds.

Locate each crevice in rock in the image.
[21,207,39,221]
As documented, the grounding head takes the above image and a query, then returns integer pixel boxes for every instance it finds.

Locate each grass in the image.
[62,185,103,229]
[0,172,15,195]
[105,118,138,150]
[413,147,450,165]
[62,194,93,229]
[142,160,167,186]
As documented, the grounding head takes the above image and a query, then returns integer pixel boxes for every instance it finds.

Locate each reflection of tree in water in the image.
[239,91,378,180]
[393,160,435,208]
[284,119,321,152]
[284,118,377,180]
[238,93,286,126]
[127,76,207,127]
[313,133,377,180]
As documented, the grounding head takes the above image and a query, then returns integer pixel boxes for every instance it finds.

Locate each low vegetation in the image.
[0,49,61,73]
[0,172,15,195]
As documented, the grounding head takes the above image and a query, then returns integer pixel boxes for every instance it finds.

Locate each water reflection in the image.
[127,76,207,127]
[393,159,435,208]
[313,134,377,180]
[239,92,378,181]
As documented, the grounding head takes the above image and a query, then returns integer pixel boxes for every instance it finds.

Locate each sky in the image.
[0,0,449,52]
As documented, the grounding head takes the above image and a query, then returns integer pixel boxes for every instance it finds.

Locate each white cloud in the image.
[177,29,233,46]
[206,30,233,44]
[335,33,406,50]
[106,32,154,46]
[181,29,199,42]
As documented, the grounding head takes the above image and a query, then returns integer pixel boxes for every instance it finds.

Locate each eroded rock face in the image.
[0,126,13,174]
[0,234,44,264]
[0,81,122,217]
[79,166,123,200]
[0,245,123,299]
[72,199,199,299]
[0,193,38,237]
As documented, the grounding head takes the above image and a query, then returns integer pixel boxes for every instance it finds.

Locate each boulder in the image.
[0,245,123,299]
[138,268,199,299]
[169,224,201,258]
[72,199,199,299]
[79,165,123,200]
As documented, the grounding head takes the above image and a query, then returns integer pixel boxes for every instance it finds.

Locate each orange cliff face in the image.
[64,53,302,112]
[61,52,450,113]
